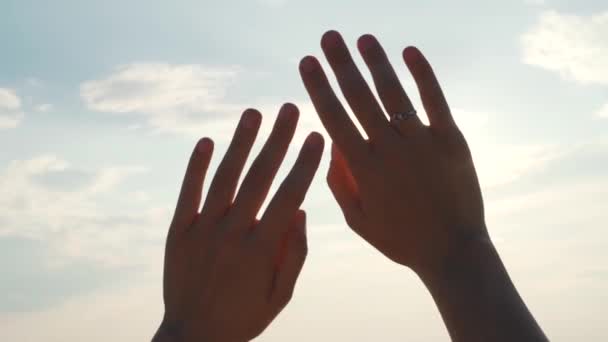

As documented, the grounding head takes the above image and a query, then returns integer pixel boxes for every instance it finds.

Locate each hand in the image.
[299,31,546,342]
[299,31,486,275]
[155,104,324,342]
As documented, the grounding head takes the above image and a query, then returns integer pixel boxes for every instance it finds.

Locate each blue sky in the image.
[1,0,607,340]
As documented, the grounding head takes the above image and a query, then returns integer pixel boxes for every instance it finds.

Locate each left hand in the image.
[299,31,486,274]
[155,104,324,342]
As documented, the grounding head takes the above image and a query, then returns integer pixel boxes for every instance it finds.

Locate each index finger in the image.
[299,56,369,169]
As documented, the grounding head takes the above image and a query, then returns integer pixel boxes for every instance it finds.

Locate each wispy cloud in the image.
[0,155,166,267]
[81,63,242,134]
[0,88,24,129]
[486,140,608,220]
[521,10,608,85]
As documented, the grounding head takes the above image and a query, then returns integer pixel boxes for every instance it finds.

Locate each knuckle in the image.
[258,237,277,259]
[216,232,243,259]
[444,128,472,157]
[248,234,277,263]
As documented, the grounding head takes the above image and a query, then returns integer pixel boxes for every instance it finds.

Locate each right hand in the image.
[299,30,488,274]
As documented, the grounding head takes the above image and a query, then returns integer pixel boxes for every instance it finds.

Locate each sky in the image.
[1,0,607,340]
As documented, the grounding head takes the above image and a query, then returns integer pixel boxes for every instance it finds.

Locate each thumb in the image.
[271,210,307,309]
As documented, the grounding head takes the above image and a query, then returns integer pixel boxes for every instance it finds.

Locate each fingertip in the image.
[300,132,324,156]
[402,46,420,65]
[299,55,319,74]
[243,107,261,116]
[309,131,325,147]
[196,137,214,154]
[321,29,342,49]
[281,102,299,116]
[295,209,306,224]
[292,213,308,245]
[241,108,262,129]
[357,34,377,53]
[278,102,300,124]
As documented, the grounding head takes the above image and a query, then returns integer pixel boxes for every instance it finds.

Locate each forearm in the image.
[418,235,547,342]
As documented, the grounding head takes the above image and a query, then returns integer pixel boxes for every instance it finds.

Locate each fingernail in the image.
[357,34,376,52]
[300,56,318,73]
[196,138,212,153]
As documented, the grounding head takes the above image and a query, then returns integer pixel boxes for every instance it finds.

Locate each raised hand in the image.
[299,31,484,273]
[299,31,546,342]
[154,104,324,342]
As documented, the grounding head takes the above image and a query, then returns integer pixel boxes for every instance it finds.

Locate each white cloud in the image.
[451,108,561,189]
[80,63,327,139]
[35,104,53,113]
[81,63,242,134]
[0,155,167,267]
[521,10,608,85]
[474,143,558,189]
[0,88,24,129]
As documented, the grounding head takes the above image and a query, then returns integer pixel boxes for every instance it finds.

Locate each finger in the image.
[403,46,454,130]
[357,35,424,135]
[270,210,307,309]
[228,103,299,229]
[299,55,368,173]
[170,138,214,234]
[256,132,324,249]
[321,30,392,140]
[327,144,365,230]
[201,109,262,220]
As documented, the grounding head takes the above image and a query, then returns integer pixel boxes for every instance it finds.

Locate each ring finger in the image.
[357,34,423,136]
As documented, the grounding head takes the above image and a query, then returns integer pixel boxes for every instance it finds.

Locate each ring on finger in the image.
[390,108,418,123]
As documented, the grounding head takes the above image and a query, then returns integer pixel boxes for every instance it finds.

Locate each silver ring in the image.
[391,109,417,122]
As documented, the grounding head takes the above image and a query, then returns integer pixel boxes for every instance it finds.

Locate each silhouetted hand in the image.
[299,31,485,274]
[299,31,546,342]
[153,104,324,342]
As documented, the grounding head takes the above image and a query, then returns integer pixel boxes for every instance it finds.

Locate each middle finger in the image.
[321,30,393,141]
[226,103,299,231]
[357,34,424,132]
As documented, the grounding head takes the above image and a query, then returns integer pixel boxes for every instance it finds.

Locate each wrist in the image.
[154,315,234,342]
[414,228,496,287]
